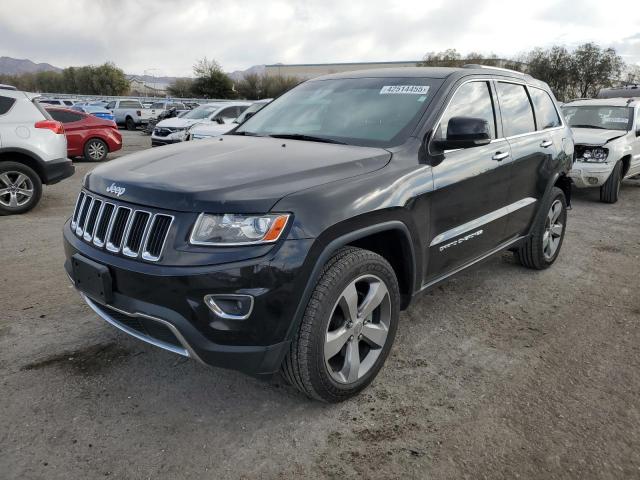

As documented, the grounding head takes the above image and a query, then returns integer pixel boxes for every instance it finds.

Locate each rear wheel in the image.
[84,138,109,162]
[600,160,623,203]
[0,161,42,215]
[125,117,136,131]
[515,187,567,269]
[281,247,400,402]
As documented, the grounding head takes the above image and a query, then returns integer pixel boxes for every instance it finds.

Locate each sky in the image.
[1,0,640,77]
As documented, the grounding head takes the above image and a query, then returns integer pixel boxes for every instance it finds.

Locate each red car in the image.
[46,107,122,161]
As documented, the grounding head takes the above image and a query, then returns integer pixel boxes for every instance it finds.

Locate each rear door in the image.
[496,82,562,238]
[426,79,512,282]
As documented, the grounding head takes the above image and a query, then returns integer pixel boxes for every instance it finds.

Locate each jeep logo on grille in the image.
[106,183,126,197]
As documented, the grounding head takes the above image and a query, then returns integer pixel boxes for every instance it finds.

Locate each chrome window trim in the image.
[430,197,537,247]
[122,210,152,258]
[141,214,174,262]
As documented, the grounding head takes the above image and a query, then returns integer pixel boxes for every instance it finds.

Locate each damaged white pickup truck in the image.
[562,98,640,203]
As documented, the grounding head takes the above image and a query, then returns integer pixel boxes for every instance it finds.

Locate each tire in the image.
[600,160,623,204]
[0,161,43,215]
[515,187,567,270]
[83,138,109,162]
[281,246,400,402]
[125,117,136,131]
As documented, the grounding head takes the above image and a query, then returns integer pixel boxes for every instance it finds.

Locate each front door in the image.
[425,80,512,284]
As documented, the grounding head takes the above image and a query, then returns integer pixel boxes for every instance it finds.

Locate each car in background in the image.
[46,107,122,162]
[72,105,116,122]
[151,101,250,146]
[0,89,73,215]
[562,98,640,203]
[105,99,155,130]
[148,100,188,119]
[188,99,272,140]
[39,98,77,107]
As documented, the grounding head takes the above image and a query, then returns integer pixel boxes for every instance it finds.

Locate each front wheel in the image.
[281,247,400,402]
[0,161,43,215]
[125,117,136,131]
[515,187,567,269]
[600,160,623,204]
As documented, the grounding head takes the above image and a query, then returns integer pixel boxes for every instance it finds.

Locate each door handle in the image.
[540,140,553,148]
[492,151,510,161]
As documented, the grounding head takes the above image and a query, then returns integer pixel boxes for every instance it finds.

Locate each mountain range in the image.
[0,56,266,83]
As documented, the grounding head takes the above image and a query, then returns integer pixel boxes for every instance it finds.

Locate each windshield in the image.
[236,77,442,147]
[182,105,220,119]
[562,105,632,131]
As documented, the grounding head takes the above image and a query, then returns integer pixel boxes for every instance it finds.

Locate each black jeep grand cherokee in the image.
[64,66,573,402]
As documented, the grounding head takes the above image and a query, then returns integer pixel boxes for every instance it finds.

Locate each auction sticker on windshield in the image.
[380,85,430,95]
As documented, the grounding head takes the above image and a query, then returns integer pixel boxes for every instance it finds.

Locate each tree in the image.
[235,73,263,99]
[167,78,194,97]
[526,46,575,101]
[191,57,235,99]
[571,43,624,98]
[419,49,463,67]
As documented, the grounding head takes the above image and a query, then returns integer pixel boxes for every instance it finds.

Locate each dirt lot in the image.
[1,130,639,479]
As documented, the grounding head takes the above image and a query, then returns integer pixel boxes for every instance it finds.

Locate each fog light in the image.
[587,177,599,185]
[204,294,254,320]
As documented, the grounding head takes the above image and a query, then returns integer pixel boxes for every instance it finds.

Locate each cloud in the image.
[1,0,638,76]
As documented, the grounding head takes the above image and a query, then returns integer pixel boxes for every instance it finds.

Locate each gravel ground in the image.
[1,130,639,479]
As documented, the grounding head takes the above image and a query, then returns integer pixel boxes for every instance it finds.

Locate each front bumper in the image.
[42,157,75,185]
[63,220,314,376]
[568,161,615,188]
[151,137,183,147]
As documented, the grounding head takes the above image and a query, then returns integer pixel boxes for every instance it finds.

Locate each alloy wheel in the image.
[0,171,34,208]
[324,274,392,384]
[542,199,564,261]
[87,141,106,160]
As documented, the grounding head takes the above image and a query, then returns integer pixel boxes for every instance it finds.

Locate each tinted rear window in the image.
[529,87,561,130]
[48,109,84,123]
[496,82,536,137]
[0,96,16,115]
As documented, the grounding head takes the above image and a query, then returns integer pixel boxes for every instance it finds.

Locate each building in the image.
[127,76,168,96]
[265,61,420,79]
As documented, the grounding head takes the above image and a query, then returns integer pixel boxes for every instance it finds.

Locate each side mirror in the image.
[243,111,256,122]
[636,128,640,137]
[433,116,491,150]
[214,117,225,124]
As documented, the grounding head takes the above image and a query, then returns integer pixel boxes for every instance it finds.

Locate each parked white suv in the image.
[188,99,272,140]
[151,102,250,146]
[562,98,640,203]
[0,86,74,215]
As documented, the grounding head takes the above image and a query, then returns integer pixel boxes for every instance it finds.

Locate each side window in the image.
[106,102,116,110]
[529,88,561,130]
[0,96,16,115]
[218,107,239,120]
[496,82,536,136]
[435,81,496,141]
[48,110,84,123]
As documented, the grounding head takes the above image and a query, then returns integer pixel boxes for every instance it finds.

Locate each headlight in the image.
[190,213,290,246]
[581,147,608,163]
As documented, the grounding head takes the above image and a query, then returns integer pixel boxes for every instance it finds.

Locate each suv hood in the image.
[155,117,203,129]
[571,127,627,146]
[86,135,391,213]
[190,122,234,135]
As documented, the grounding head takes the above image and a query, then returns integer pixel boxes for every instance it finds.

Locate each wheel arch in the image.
[620,154,632,177]
[284,221,417,344]
[0,148,46,182]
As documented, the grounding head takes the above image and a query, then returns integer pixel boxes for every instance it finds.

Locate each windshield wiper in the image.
[571,124,608,130]
[268,133,347,145]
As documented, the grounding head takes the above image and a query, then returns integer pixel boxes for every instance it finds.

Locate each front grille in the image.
[71,191,173,262]
[154,128,171,137]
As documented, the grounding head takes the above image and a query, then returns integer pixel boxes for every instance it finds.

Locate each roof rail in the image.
[462,64,530,77]
[565,98,591,103]
[0,84,17,91]
[626,98,635,105]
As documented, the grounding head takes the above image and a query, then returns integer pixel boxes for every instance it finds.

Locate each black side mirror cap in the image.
[432,116,491,150]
